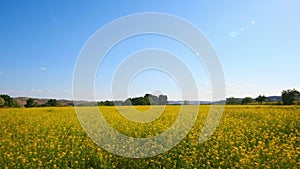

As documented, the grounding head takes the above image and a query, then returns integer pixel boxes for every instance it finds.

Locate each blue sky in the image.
[0,0,299,100]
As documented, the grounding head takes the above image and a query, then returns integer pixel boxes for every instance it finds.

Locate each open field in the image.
[0,105,299,168]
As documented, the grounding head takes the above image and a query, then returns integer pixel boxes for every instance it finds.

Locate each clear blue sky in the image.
[0,0,299,100]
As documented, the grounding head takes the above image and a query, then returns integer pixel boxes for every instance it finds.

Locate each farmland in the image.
[0,105,299,168]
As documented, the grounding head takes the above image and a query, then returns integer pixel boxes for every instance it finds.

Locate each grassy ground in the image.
[0,105,299,168]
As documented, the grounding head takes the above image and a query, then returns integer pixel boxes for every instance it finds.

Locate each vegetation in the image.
[96,94,168,106]
[241,97,254,105]
[226,97,240,105]
[97,100,115,106]
[184,100,189,105]
[131,97,148,105]
[255,95,267,104]
[0,97,4,107]
[0,106,299,168]
[25,98,60,107]
[2,89,300,108]
[47,99,59,107]
[0,94,16,107]
[281,89,300,105]
[25,98,36,108]
[133,94,168,105]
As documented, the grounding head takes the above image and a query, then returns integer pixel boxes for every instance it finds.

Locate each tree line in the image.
[1,88,299,108]
[0,93,168,108]
[226,88,300,105]
[24,98,59,107]
[97,94,168,106]
[0,95,59,108]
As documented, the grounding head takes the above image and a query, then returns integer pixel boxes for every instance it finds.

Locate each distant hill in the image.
[13,97,74,107]
[267,96,282,102]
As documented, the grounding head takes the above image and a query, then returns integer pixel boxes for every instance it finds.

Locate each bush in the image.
[25,98,36,108]
[0,97,4,107]
[282,89,300,105]
[0,94,15,107]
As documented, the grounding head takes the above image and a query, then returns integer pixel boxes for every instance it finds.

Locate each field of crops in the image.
[0,105,299,168]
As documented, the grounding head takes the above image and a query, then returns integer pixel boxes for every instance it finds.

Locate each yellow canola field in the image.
[0,105,299,168]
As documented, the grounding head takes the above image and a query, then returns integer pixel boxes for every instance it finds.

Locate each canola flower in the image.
[0,105,299,168]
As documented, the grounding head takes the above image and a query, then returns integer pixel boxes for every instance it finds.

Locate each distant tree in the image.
[183,100,189,105]
[47,99,58,107]
[143,94,151,105]
[98,100,115,106]
[226,97,240,105]
[123,98,132,105]
[143,94,167,105]
[158,95,168,105]
[0,94,15,107]
[241,97,254,105]
[41,103,50,107]
[113,101,123,106]
[131,97,147,105]
[0,97,4,107]
[104,100,114,106]
[25,98,36,108]
[281,89,300,105]
[122,94,168,106]
[255,95,267,104]
[144,94,158,105]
